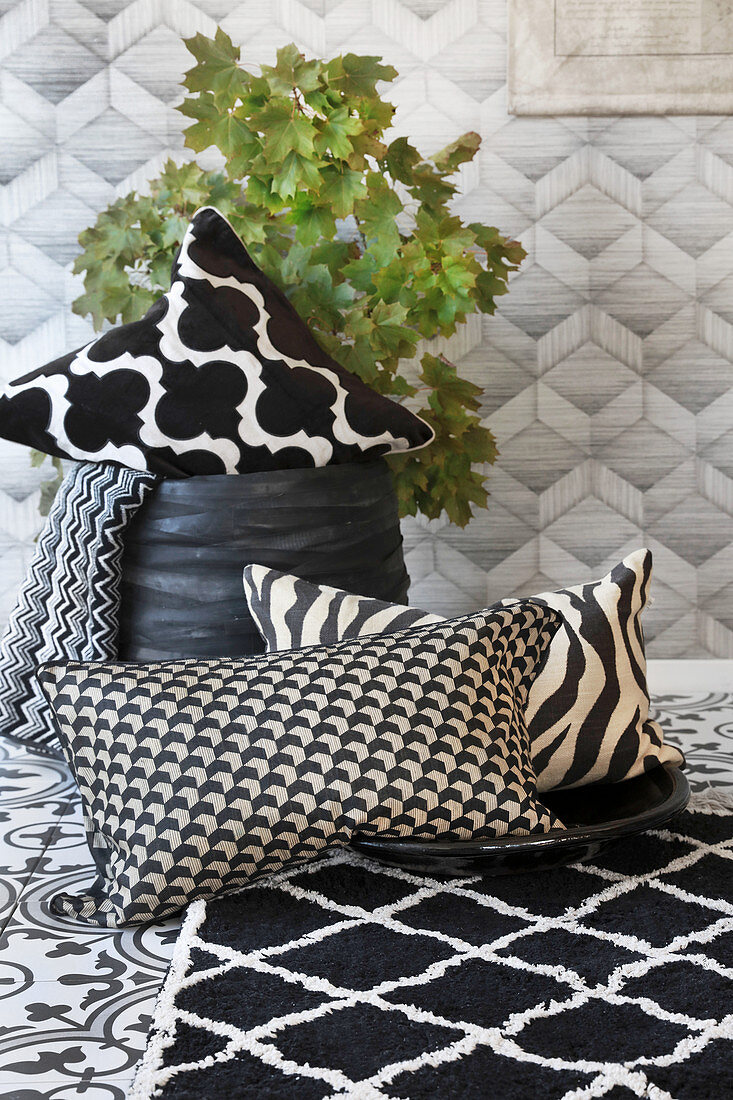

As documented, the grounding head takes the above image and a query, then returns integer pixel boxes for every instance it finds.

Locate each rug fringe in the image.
[687,786,733,815]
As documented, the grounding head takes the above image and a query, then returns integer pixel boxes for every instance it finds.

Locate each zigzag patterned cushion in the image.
[243,550,684,792]
[0,461,158,756]
[38,604,563,926]
[0,207,432,476]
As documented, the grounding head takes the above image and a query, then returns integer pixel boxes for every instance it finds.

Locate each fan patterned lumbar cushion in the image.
[38,604,563,927]
[243,549,683,792]
[0,207,433,477]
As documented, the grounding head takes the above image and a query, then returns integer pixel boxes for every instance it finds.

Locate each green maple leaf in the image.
[310,239,351,278]
[79,213,145,266]
[385,136,421,183]
[270,149,325,200]
[409,163,455,209]
[184,27,239,67]
[421,354,482,413]
[468,222,502,252]
[388,373,417,397]
[372,257,408,304]
[326,53,397,97]
[290,265,353,328]
[474,268,507,313]
[319,166,367,217]
[291,199,336,246]
[314,106,361,160]
[211,111,258,162]
[149,252,174,289]
[440,255,476,294]
[342,253,377,293]
[155,159,222,208]
[257,102,317,163]
[432,131,481,174]
[246,175,274,208]
[356,172,402,265]
[183,28,247,101]
[461,424,497,464]
[369,301,418,357]
[179,94,221,152]
[261,43,322,95]
[338,339,382,386]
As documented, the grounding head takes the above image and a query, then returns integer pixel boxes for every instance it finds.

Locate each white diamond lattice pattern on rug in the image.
[131,797,733,1099]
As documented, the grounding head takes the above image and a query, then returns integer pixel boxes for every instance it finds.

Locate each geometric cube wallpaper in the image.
[1,0,731,656]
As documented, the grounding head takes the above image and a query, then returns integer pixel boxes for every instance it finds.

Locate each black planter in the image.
[117,460,409,661]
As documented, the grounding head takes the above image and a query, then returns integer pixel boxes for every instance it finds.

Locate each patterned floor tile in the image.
[0,979,146,1077]
[0,875,31,928]
[0,898,177,985]
[653,692,733,790]
[0,760,74,810]
[0,737,177,1099]
[0,1079,131,1099]
[0,808,71,880]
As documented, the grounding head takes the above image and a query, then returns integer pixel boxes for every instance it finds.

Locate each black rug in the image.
[131,794,733,1100]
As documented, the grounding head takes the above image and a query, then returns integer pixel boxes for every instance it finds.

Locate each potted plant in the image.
[38,32,525,658]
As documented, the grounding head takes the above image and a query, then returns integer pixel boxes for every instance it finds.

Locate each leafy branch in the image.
[71,32,526,524]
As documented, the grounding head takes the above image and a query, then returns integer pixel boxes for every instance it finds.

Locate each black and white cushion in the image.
[38,604,563,927]
[0,207,433,476]
[243,550,684,791]
[0,461,158,756]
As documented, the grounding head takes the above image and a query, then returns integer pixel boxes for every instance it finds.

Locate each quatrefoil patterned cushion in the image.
[38,603,563,926]
[0,207,433,476]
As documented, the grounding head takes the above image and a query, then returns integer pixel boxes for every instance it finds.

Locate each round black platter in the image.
[350,765,690,876]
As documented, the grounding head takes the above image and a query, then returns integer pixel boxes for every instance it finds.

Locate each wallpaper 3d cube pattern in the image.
[1,0,732,657]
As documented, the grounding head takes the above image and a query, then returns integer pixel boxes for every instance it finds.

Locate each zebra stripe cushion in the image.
[38,604,563,926]
[242,550,683,792]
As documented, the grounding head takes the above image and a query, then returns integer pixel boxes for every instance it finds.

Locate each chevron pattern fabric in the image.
[38,603,564,927]
[243,553,684,791]
[0,461,158,756]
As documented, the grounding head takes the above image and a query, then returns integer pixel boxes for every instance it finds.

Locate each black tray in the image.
[350,764,690,876]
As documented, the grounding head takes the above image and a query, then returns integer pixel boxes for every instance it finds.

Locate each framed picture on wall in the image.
[509,0,733,114]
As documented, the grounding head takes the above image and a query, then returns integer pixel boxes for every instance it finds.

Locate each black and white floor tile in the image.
[653,693,733,792]
[0,693,730,1099]
[0,736,180,1099]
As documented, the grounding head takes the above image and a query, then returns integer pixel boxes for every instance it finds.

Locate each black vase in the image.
[117,460,409,661]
